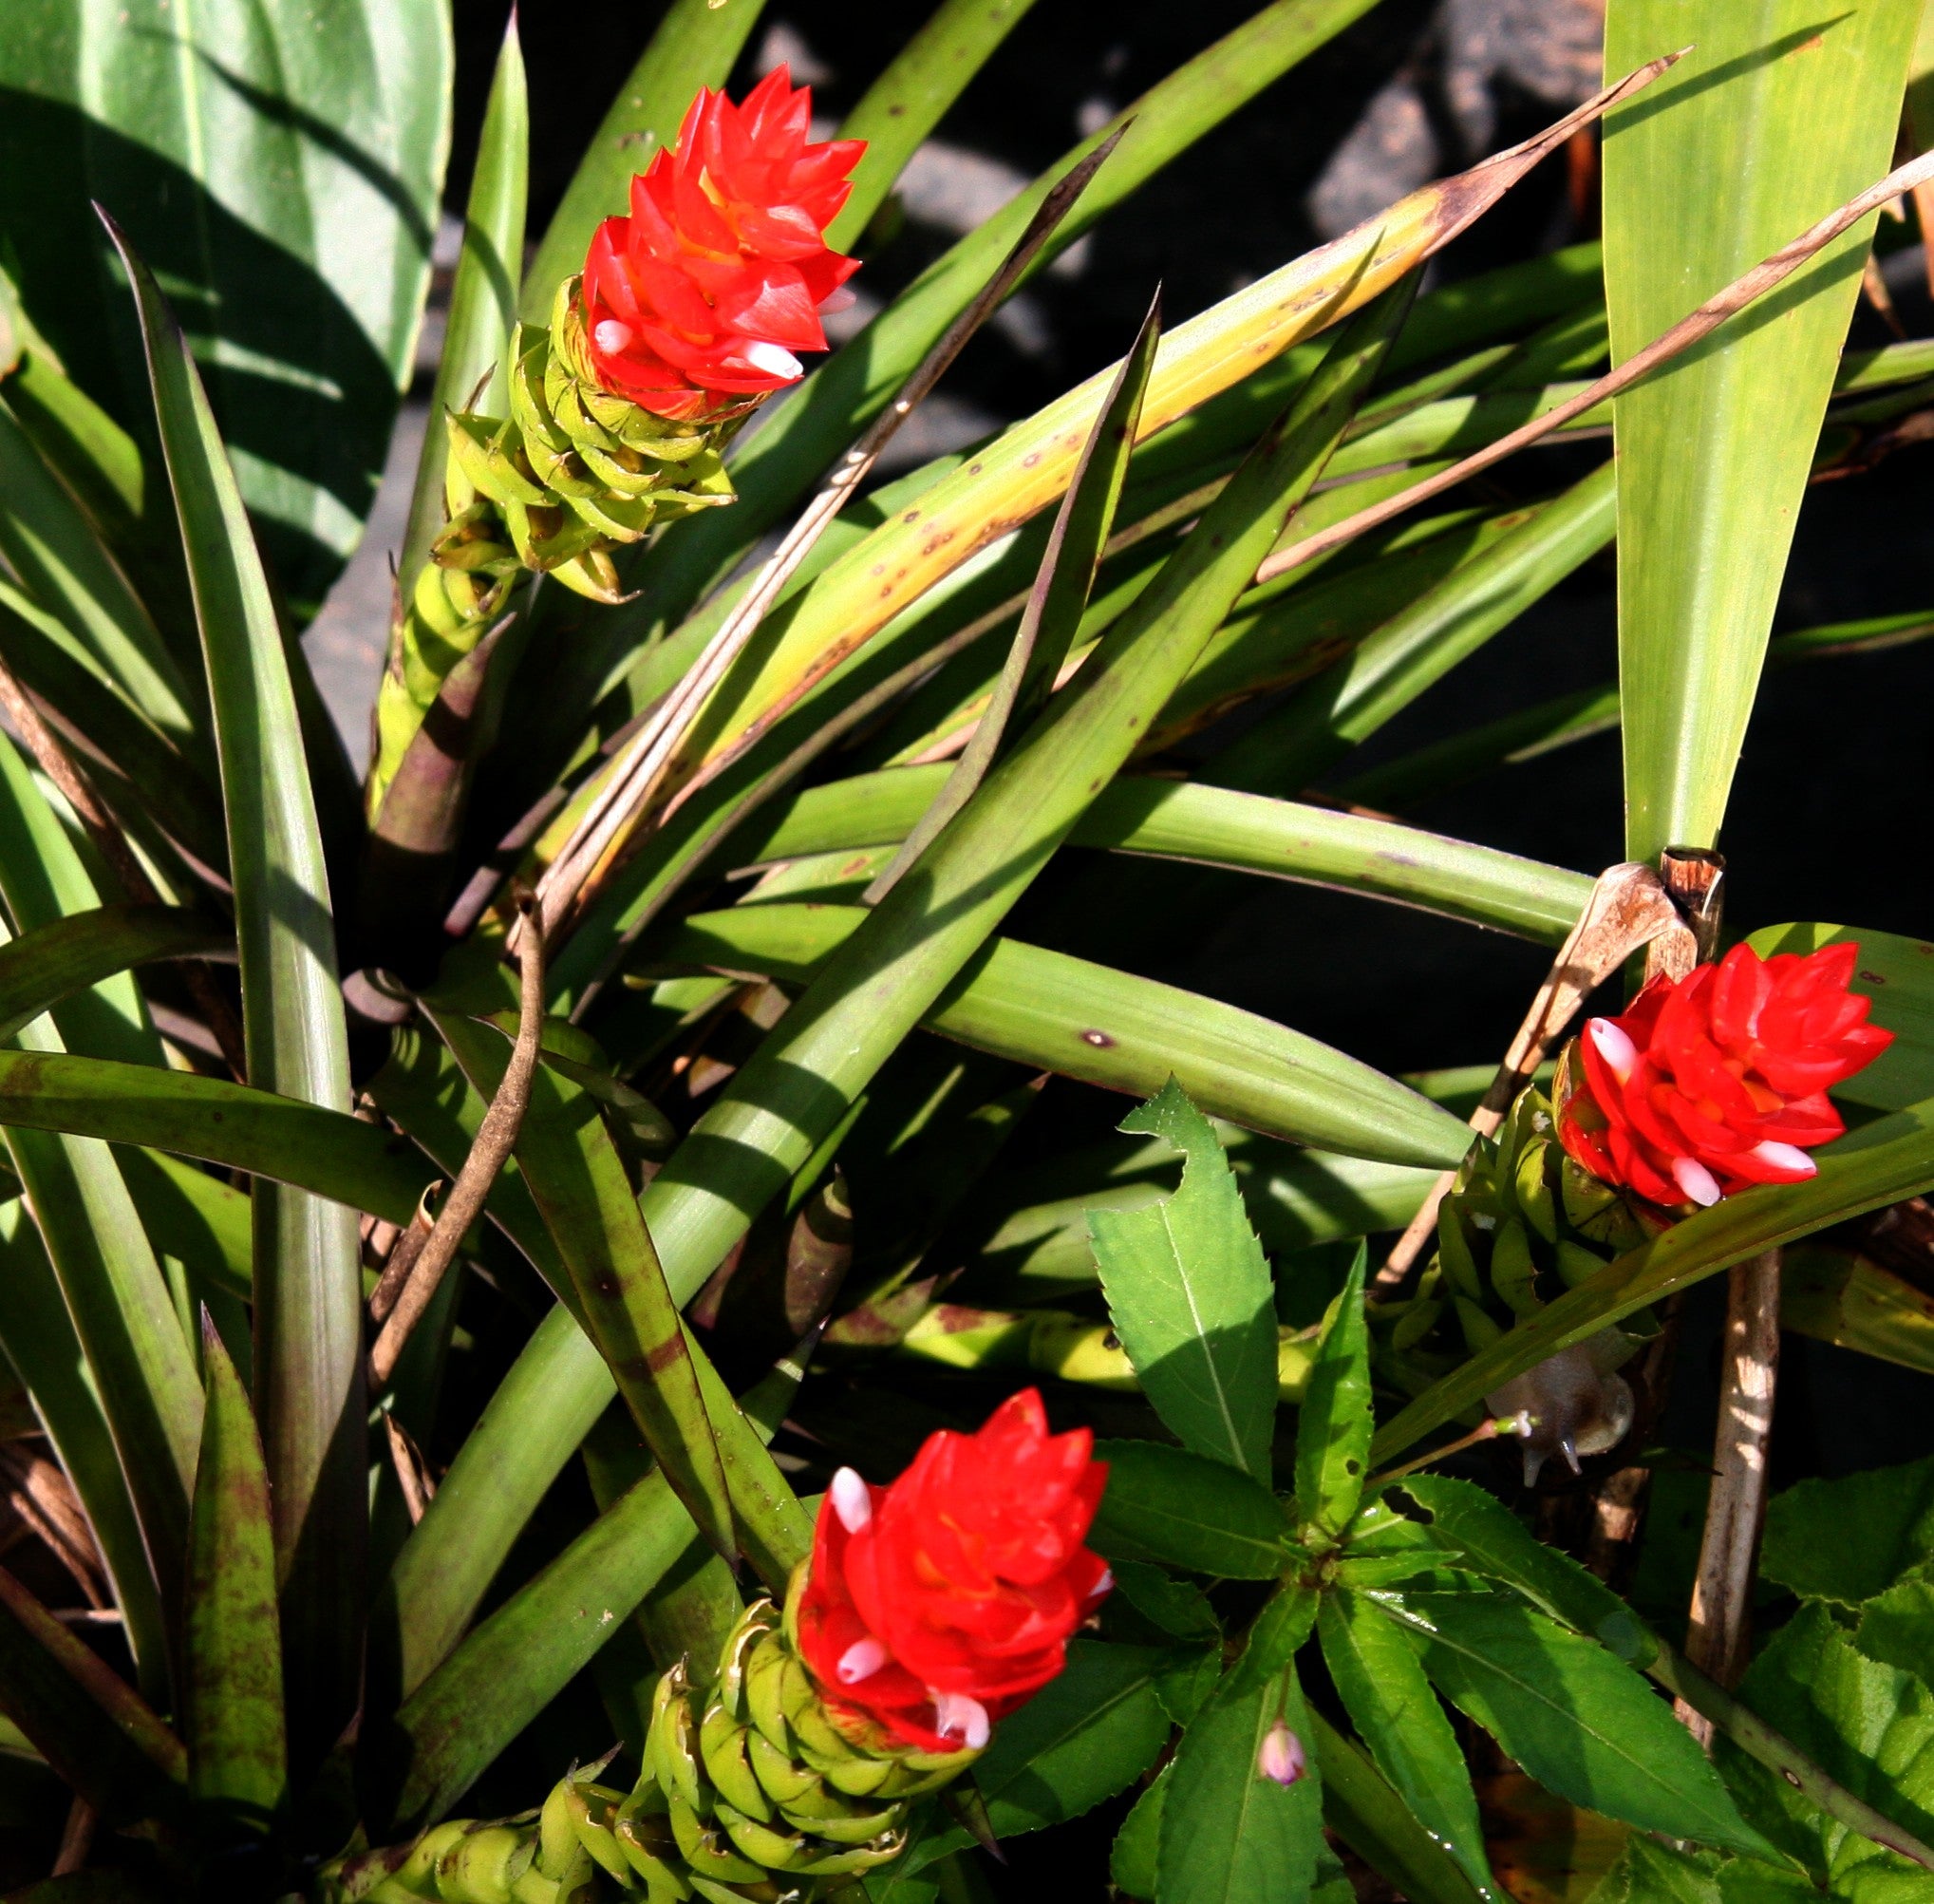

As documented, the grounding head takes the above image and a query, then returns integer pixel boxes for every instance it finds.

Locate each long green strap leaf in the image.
[740,768,1593,944]
[183,1315,286,1831]
[528,0,1387,749]
[110,219,366,1750]
[520,0,767,319]
[398,12,528,590]
[641,285,1418,1294]
[0,1203,170,1706]
[1604,2,1918,863]
[0,905,227,1047]
[652,900,1472,1168]
[824,0,1040,252]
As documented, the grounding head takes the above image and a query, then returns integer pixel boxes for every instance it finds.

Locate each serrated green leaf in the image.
[1089,1441,1292,1579]
[1392,1474,1660,1667]
[961,1639,1176,1839]
[1715,1603,1934,1894]
[1295,1246,1371,1533]
[1091,1081,1278,1481]
[1385,1592,1777,1859]
[1156,1650,1323,1904]
[1855,1571,1934,1686]
[1113,1760,1171,1899]
[182,1315,284,1830]
[1762,1456,1934,1607]
[1319,1592,1496,1899]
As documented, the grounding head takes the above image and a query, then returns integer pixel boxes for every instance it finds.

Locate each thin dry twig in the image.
[383,1412,439,1526]
[367,1183,440,1326]
[1677,1248,1783,1747]
[367,895,547,1388]
[1254,141,1934,590]
[524,127,1132,949]
[52,1795,95,1876]
[0,1445,106,1610]
[0,649,247,1079]
[1374,862,1694,1292]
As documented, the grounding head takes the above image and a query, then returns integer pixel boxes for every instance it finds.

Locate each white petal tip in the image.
[592,318,634,353]
[932,1691,990,1751]
[829,1467,873,1536]
[1587,1017,1639,1086]
[742,339,804,379]
[1671,1156,1723,1207]
[1088,1569,1114,1600]
[817,286,857,313]
[836,1637,887,1685]
[1751,1141,1816,1177]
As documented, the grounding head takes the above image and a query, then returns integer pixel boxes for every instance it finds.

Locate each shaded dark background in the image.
[417,5,1934,1889]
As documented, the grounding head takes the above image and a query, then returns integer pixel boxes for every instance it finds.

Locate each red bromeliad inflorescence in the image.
[581,65,864,419]
[797,1389,1112,1754]
[1557,941,1892,1210]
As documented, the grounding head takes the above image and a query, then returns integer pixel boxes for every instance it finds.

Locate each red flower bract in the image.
[797,1389,1110,1753]
[1557,941,1892,1210]
[581,66,864,419]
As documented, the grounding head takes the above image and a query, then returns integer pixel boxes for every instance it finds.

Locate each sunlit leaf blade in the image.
[1318,1592,1497,1900]
[1207,462,1615,796]
[109,219,365,1753]
[529,0,1579,759]
[375,1353,804,1833]
[1712,1604,1934,1890]
[1307,1709,1490,1904]
[1781,1245,1934,1379]
[1294,1248,1372,1534]
[824,0,1040,252]
[1603,1,1919,864]
[0,0,451,613]
[183,1314,285,1832]
[396,10,527,590]
[739,769,1595,944]
[508,1061,737,1567]
[1088,1441,1291,1579]
[0,399,201,750]
[1387,1594,1776,1858]
[1156,1647,1324,1904]
[374,1462,696,1833]
[0,905,227,1047]
[653,902,1472,1168]
[374,1306,610,1704]
[1091,1082,1278,1481]
[520,0,766,319]
[867,294,1162,901]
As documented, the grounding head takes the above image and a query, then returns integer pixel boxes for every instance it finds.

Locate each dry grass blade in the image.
[0,1445,106,1611]
[1256,140,1934,587]
[554,51,1681,907]
[524,126,1133,948]
[0,649,245,1079]
[383,1413,439,1527]
[862,290,1164,907]
[1373,862,1692,1292]
[367,897,547,1388]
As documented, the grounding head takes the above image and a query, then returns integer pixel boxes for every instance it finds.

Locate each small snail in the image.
[1486,1329,1636,1485]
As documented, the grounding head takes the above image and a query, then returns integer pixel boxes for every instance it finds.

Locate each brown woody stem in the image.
[367,898,547,1388]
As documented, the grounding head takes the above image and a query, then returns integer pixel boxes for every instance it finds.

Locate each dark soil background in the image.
[419,4,1934,1889]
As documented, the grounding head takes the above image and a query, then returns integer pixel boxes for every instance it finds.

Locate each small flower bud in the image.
[1257,1722,1305,1787]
